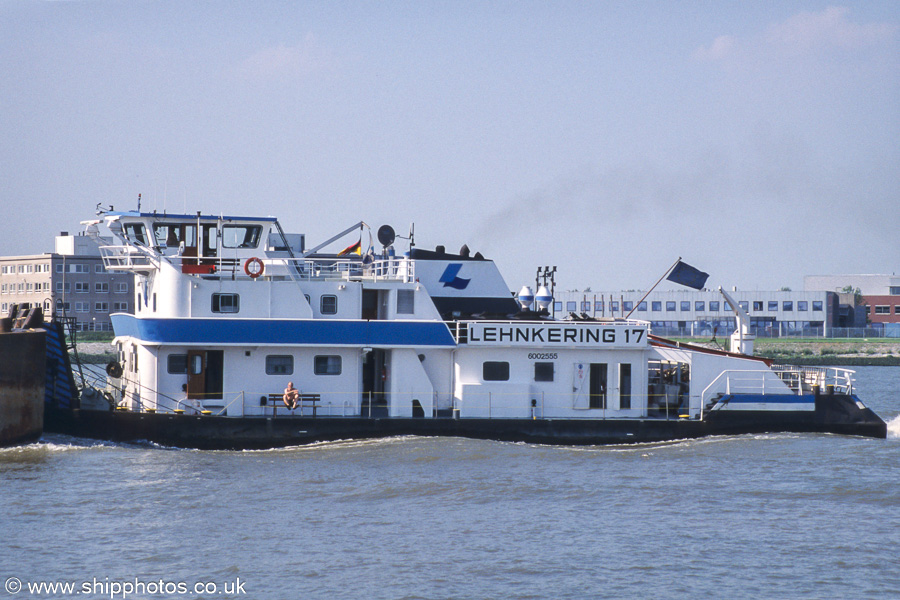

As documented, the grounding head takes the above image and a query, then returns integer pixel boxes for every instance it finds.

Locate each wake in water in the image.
[886,415,900,439]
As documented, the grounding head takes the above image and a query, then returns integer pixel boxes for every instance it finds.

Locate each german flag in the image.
[338,239,362,256]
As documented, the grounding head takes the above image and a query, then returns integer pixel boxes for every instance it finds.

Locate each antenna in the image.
[137,193,142,212]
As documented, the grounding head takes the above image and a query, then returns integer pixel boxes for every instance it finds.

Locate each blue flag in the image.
[666,260,709,290]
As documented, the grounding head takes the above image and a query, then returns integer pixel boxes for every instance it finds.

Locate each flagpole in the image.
[624,256,682,320]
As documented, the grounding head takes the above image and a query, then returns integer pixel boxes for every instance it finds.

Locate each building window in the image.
[0,284,6,294]
[890,287,900,296]
[652,301,662,311]
[768,301,778,311]
[610,301,619,313]
[623,301,633,312]
[211,293,240,313]
[594,301,604,314]
[694,301,705,311]
[566,301,576,312]
[783,301,793,311]
[582,301,592,312]
[638,301,647,312]
[680,301,690,311]
[739,301,749,312]
[95,302,109,313]
[798,301,808,311]
[314,355,342,375]
[874,306,890,315]
[55,264,63,273]
[553,301,562,312]
[753,301,763,311]
[483,361,509,381]
[666,301,676,311]
[115,282,128,293]
[895,306,900,314]
[167,354,188,374]
[709,301,720,311]
[95,282,109,293]
[812,301,823,311]
[864,306,871,315]
[95,264,103,273]
[75,302,90,313]
[113,302,128,311]
[321,295,338,314]
[266,355,294,375]
[75,282,89,293]
[397,289,415,314]
[534,362,554,382]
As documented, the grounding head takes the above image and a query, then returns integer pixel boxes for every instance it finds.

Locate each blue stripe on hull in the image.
[111,315,457,347]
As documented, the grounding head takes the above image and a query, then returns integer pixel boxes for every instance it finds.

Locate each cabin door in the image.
[589,363,607,409]
[361,349,388,416]
[187,350,224,400]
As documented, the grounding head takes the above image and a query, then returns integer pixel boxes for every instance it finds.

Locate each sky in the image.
[1,1,897,293]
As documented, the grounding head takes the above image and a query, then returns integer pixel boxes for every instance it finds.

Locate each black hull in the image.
[44,393,886,450]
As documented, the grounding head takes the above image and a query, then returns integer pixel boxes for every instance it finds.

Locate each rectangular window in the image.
[709,301,720,311]
[797,301,808,311]
[222,225,263,249]
[75,302,90,313]
[768,301,778,311]
[396,289,415,314]
[115,282,128,293]
[694,301,705,311]
[314,355,342,375]
[534,362,554,382]
[890,287,900,296]
[553,301,562,312]
[812,301,823,311]
[666,301,676,311]
[566,301,576,312]
[609,301,619,313]
[623,301,633,312]
[95,282,109,293]
[266,355,294,375]
[95,264,103,273]
[753,301,763,311]
[652,301,662,311]
[75,282,89,293]
[113,302,128,312]
[581,301,591,312]
[26,283,33,292]
[167,354,188,374]
[783,301,793,311]
[680,301,690,311]
[95,302,109,313]
[874,306,890,315]
[619,363,632,410]
[483,361,509,381]
[211,293,240,313]
[321,295,338,314]
[895,306,900,314]
[0,284,5,294]
[638,301,647,312]
[55,264,63,273]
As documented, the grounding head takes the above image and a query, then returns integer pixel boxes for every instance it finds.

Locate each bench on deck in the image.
[263,393,320,417]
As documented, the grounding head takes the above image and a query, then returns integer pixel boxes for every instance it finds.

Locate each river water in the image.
[2,367,899,600]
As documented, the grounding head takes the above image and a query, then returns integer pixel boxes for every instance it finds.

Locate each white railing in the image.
[99,245,158,272]
[700,366,855,418]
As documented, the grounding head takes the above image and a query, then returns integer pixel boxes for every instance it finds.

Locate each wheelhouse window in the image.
[314,355,342,375]
[320,295,337,314]
[266,355,294,375]
[124,223,149,246]
[167,354,188,374]
[222,225,263,249]
[483,361,509,381]
[534,362,554,382]
[211,293,240,313]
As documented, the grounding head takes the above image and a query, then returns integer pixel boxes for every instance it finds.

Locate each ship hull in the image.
[0,329,45,447]
[44,392,886,450]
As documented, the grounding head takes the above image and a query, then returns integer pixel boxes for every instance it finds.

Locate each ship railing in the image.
[179,255,415,283]
[771,365,854,395]
[99,244,159,273]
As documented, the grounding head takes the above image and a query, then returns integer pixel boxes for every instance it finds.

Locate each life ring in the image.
[106,360,124,378]
[244,257,264,278]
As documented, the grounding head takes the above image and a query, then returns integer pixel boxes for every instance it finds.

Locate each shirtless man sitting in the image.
[283,381,300,410]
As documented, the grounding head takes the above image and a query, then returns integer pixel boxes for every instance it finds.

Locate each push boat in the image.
[44,208,887,449]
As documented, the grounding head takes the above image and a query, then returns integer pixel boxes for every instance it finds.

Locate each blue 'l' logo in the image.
[439,264,470,289]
